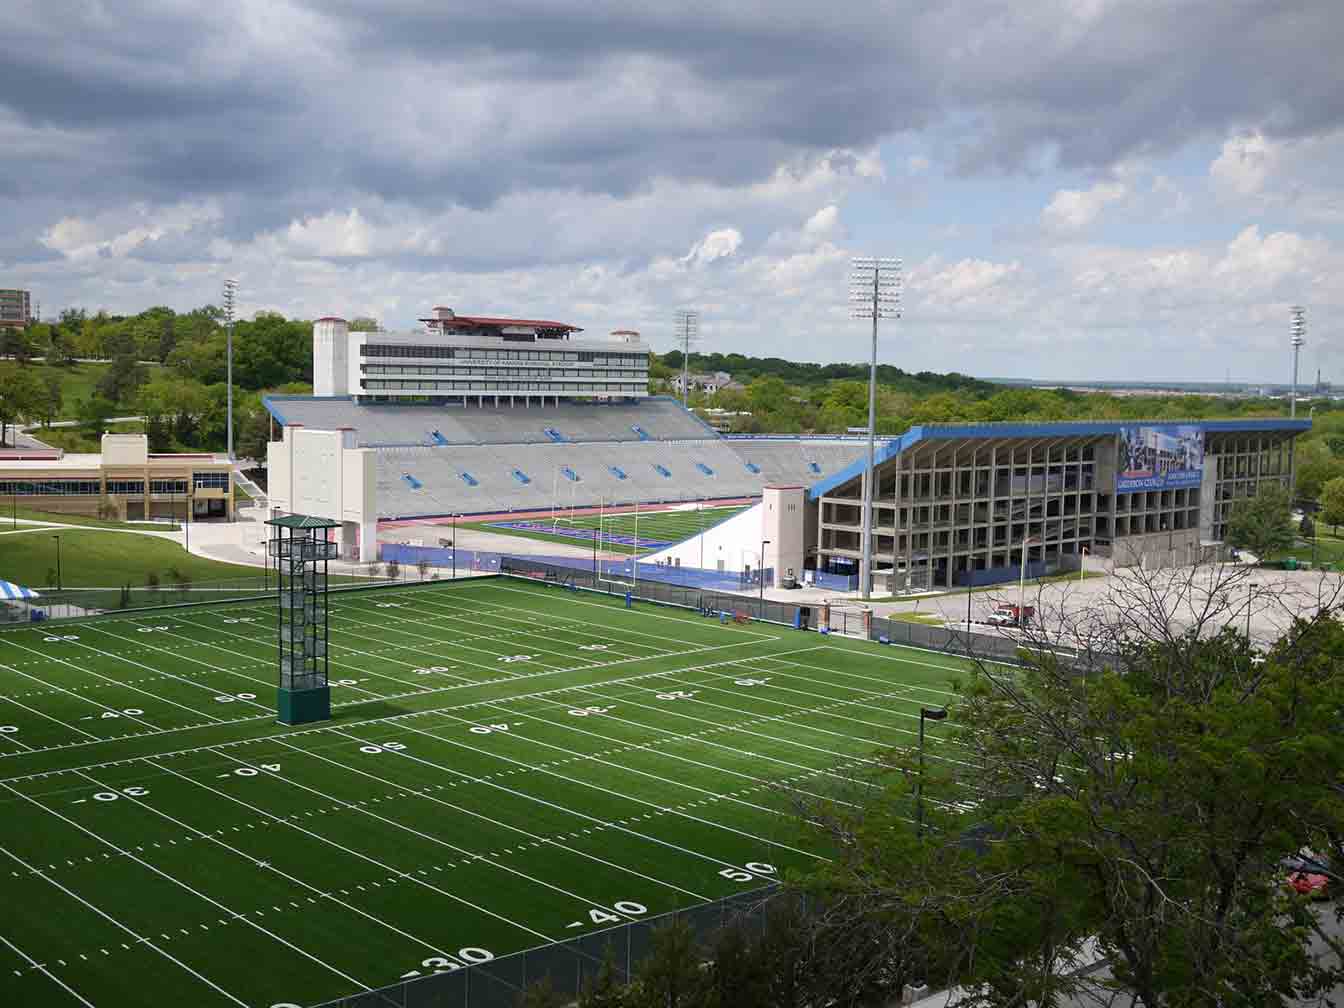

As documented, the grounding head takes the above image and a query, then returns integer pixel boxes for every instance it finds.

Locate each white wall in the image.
[644,502,770,573]
[761,486,806,582]
[266,427,376,560]
[312,318,349,397]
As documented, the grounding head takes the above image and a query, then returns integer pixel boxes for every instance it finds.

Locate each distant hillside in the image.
[658,350,994,395]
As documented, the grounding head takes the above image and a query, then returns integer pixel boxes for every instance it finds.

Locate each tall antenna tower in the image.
[849,257,902,601]
[1290,305,1305,419]
[674,310,699,407]
[223,279,238,461]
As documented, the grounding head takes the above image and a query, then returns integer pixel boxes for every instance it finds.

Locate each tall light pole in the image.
[1290,306,1305,419]
[850,257,902,601]
[917,705,947,837]
[52,534,62,591]
[674,310,699,408]
[1018,534,1041,626]
[1246,581,1259,643]
[222,279,238,463]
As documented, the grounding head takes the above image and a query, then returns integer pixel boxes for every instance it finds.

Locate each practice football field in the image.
[0,576,966,1007]
[481,504,747,553]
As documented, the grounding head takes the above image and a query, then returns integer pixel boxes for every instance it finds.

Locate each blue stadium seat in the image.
[402,473,423,490]
[609,466,628,480]
[653,464,671,478]
[744,461,761,474]
[631,425,651,441]
[695,462,714,476]
[460,471,479,486]
[561,467,580,482]
[512,469,531,485]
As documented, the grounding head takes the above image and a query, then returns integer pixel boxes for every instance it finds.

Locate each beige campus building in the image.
[0,434,233,523]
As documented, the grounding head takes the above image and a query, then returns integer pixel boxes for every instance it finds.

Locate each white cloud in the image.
[680,228,743,267]
[1210,132,1280,197]
[41,202,221,260]
[283,209,374,258]
[1041,181,1128,232]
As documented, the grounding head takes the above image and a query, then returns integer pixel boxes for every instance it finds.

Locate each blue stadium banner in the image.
[1117,424,1205,493]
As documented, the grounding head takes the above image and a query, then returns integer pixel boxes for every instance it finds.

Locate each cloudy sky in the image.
[4,0,1343,382]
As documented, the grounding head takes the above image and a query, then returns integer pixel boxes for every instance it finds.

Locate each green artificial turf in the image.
[474,505,747,556]
[0,576,969,1007]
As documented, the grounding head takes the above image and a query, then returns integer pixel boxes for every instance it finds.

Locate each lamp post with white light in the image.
[849,257,902,601]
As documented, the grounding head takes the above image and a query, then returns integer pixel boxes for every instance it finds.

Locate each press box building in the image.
[805,418,1310,592]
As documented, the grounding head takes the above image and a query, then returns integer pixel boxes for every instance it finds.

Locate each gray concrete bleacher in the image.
[270,394,870,518]
[267,396,712,446]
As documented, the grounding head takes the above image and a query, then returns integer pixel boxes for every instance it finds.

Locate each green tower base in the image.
[277,685,331,726]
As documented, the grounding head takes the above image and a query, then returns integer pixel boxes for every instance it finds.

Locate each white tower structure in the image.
[313,317,350,397]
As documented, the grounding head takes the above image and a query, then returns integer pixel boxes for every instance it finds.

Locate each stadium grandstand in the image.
[263,310,867,559]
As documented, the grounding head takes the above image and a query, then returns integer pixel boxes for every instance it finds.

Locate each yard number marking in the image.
[0,726,17,734]
[79,786,151,804]
[42,635,79,642]
[733,678,771,687]
[719,862,777,883]
[414,666,454,675]
[219,764,281,779]
[81,708,145,721]
[400,948,494,978]
[655,690,697,701]
[498,655,533,663]
[135,626,175,633]
[360,742,408,754]
[568,706,614,717]
[469,723,521,735]
[214,693,258,703]
[223,617,259,624]
[577,644,609,651]
[375,602,403,609]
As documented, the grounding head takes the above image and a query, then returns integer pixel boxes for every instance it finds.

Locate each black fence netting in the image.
[315,887,782,1008]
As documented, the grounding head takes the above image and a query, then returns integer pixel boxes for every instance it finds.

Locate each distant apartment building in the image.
[0,289,31,329]
[671,371,735,396]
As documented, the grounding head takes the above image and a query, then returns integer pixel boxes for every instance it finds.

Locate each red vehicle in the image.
[1284,852,1332,899]
[988,603,1036,627]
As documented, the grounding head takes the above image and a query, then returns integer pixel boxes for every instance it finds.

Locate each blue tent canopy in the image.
[0,581,40,600]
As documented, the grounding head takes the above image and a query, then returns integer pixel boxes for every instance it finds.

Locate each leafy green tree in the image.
[348,317,380,332]
[1225,483,1295,560]
[37,371,63,428]
[696,923,770,1008]
[803,566,1344,1008]
[1294,439,1344,500]
[1321,476,1344,535]
[77,396,116,441]
[1299,512,1315,541]
[579,944,629,1008]
[629,918,701,1008]
[516,976,567,1008]
[0,362,44,445]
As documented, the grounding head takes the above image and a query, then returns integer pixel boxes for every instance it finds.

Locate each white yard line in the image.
[193,745,699,916]
[369,716,825,861]
[1,780,373,993]
[267,737,710,901]
[147,760,554,942]
[0,837,251,1007]
[0,637,219,726]
[110,763,541,953]
[0,930,98,1007]
[324,724,804,874]
[0,646,833,785]
[0,681,102,741]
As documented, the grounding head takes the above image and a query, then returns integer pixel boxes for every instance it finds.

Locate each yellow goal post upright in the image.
[819,597,872,637]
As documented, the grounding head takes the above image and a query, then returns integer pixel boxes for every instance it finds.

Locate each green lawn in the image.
[0,527,262,590]
[1,506,179,532]
[0,576,966,1007]
[25,360,164,417]
[476,505,748,556]
[1284,536,1344,568]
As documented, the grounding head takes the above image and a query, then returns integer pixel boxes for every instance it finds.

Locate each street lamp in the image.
[1290,306,1305,419]
[850,257,902,601]
[917,706,948,837]
[52,534,62,591]
[1079,546,1089,584]
[1246,581,1259,643]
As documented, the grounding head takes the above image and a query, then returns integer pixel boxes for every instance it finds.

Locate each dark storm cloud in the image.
[1,0,1341,231]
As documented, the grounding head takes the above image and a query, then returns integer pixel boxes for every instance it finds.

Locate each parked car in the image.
[1283,851,1333,899]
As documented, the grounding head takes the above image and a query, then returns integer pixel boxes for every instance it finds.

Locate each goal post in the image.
[819,598,872,638]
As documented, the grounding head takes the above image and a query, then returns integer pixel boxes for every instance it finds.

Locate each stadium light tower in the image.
[1290,306,1306,419]
[223,279,238,461]
[850,257,902,601]
[673,310,699,408]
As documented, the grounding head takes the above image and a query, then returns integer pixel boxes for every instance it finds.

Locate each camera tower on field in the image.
[266,513,339,725]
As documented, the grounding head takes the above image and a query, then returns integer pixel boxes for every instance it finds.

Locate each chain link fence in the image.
[315,886,782,1008]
